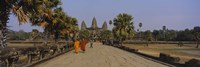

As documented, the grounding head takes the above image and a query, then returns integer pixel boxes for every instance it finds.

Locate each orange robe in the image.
[74,40,80,53]
[81,40,86,51]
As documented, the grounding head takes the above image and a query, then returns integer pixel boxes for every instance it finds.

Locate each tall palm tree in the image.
[109,20,112,26]
[139,22,142,29]
[163,26,166,41]
[112,13,135,41]
[58,15,78,41]
[0,0,62,48]
[0,0,29,48]
[139,22,142,40]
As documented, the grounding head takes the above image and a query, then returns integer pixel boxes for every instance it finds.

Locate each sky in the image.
[8,0,200,32]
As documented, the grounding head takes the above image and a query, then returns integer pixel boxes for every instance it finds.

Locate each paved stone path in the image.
[36,43,167,67]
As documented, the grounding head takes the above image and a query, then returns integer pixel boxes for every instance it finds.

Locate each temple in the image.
[81,17,108,40]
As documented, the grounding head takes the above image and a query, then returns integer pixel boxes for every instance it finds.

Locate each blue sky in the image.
[8,0,200,32]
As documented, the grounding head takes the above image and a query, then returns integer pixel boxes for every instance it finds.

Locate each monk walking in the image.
[74,39,80,54]
[81,38,86,53]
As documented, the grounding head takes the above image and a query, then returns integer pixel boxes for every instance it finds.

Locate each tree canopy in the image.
[111,13,135,40]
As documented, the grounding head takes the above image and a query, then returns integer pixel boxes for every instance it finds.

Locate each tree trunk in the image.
[146,41,149,46]
[1,24,7,48]
[196,41,199,48]
[28,54,32,64]
[44,32,48,45]
[0,0,10,48]
[5,58,9,67]
[44,29,48,46]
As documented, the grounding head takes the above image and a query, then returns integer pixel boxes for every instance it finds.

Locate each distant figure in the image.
[90,40,93,48]
[74,39,80,54]
[81,38,87,52]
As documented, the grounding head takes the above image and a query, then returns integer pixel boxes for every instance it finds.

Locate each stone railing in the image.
[0,41,74,67]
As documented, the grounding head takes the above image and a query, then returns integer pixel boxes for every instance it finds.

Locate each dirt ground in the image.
[124,44,200,63]
[35,43,167,67]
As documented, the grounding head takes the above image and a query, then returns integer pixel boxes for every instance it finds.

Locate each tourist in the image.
[74,38,80,54]
[81,38,86,53]
[90,40,93,48]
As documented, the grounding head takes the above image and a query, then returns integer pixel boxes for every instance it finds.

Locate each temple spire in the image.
[81,20,87,30]
[102,21,107,30]
[91,17,98,29]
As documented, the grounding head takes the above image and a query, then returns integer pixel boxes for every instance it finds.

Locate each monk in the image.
[74,39,80,54]
[81,38,86,52]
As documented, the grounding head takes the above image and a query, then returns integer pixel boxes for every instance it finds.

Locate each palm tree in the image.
[64,16,79,41]
[139,22,142,40]
[0,0,29,48]
[39,7,76,44]
[59,16,78,41]
[139,22,142,29]
[0,0,62,48]
[163,26,166,41]
[112,13,135,42]
[109,20,112,26]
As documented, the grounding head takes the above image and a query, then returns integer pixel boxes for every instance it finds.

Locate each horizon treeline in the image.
[137,26,200,41]
[8,26,200,41]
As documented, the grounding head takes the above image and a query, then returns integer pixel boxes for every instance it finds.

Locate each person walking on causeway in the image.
[81,38,86,53]
[74,38,80,54]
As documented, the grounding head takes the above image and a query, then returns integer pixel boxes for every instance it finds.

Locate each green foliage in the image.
[31,29,39,37]
[8,30,30,40]
[165,30,177,41]
[152,30,159,41]
[192,26,200,41]
[0,0,63,48]
[143,30,152,41]
[100,30,112,40]
[79,30,89,40]
[192,26,200,48]
[176,29,194,41]
[139,26,200,41]
[111,13,135,40]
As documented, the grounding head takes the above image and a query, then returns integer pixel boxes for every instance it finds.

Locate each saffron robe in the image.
[81,39,86,51]
[74,40,80,53]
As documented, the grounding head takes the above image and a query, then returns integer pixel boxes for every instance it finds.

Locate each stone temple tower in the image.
[81,21,87,30]
[80,17,108,41]
[102,21,107,30]
[91,17,98,29]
